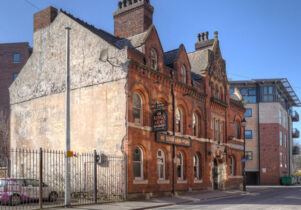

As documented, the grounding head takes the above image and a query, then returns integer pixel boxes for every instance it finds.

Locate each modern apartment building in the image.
[230,79,300,185]
[0,42,31,166]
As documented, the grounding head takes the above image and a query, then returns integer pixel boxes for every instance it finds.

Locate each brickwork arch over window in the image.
[180,65,187,84]
[150,48,158,70]
[132,93,143,124]
[176,108,183,134]
[177,152,184,180]
[157,149,165,180]
[133,146,143,179]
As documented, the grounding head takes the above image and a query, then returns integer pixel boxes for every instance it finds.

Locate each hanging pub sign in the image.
[152,110,168,132]
[156,133,191,147]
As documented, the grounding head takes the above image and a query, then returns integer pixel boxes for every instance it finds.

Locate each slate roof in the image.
[163,48,179,68]
[191,71,202,80]
[60,10,121,48]
[188,50,209,74]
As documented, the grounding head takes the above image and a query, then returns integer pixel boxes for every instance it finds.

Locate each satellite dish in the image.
[99,48,108,62]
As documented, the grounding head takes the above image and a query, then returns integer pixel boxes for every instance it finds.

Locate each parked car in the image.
[0,178,58,206]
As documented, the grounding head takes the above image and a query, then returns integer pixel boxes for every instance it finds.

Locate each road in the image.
[159,186,301,210]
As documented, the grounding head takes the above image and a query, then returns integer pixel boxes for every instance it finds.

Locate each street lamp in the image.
[241,118,247,192]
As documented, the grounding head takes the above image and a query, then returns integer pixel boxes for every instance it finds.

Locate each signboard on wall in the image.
[152,110,168,132]
[156,133,191,147]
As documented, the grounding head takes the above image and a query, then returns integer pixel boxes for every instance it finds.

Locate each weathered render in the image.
[9,11,128,155]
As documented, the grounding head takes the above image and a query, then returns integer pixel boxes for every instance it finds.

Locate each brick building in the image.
[10,1,245,197]
[0,42,31,166]
[230,79,301,185]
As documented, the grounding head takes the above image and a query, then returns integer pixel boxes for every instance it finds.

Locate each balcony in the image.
[292,111,299,122]
[293,128,300,138]
[293,146,300,155]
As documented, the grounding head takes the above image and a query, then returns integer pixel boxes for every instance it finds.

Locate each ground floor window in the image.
[157,149,165,180]
[133,147,143,179]
[177,152,184,180]
[193,154,199,180]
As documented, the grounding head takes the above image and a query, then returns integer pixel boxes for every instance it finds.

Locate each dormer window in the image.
[150,49,158,70]
[181,65,187,84]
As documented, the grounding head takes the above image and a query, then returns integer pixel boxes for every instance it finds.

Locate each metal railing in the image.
[292,111,299,122]
[0,148,125,209]
[293,128,300,138]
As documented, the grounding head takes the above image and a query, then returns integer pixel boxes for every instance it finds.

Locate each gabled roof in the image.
[60,10,121,48]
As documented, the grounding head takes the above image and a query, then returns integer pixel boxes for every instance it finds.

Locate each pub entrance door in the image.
[212,159,218,190]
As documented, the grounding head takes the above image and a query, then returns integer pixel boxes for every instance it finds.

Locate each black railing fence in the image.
[0,147,125,209]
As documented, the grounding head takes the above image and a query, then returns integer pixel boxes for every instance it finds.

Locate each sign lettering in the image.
[156,133,191,147]
[152,110,168,132]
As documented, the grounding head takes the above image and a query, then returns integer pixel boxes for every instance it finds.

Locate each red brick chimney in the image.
[113,0,154,38]
[34,6,58,32]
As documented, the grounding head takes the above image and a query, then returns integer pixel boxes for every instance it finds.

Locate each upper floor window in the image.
[133,93,142,124]
[284,135,287,148]
[280,152,283,167]
[180,65,187,84]
[245,108,252,118]
[150,49,158,70]
[245,130,253,139]
[177,152,184,180]
[133,147,143,179]
[280,131,283,146]
[230,88,234,95]
[193,113,199,137]
[157,150,165,180]
[234,120,240,139]
[279,110,283,125]
[13,53,20,63]
[13,73,18,80]
[246,151,253,160]
[176,108,183,134]
[263,86,274,102]
[220,121,224,142]
[193,154,200,180]
[240,87,256,103]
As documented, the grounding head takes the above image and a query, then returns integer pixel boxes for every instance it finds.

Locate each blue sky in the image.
[1,0,301,143]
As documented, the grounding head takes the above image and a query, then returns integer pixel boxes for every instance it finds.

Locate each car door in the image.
[25,179,39,200]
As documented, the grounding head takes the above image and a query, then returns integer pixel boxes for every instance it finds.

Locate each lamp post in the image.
[241,118,247,192]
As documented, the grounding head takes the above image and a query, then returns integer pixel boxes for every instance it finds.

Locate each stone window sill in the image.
[133,179,148,184]
[157,179,170,184]
[194,179,203,184]
[228,176,243,179]
[177,179,187,184]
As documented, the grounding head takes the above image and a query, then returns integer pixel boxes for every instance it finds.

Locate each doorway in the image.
[212,159,218,190]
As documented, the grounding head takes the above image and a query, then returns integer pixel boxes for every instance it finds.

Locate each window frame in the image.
[177,152,184,180]
[193,113,199,137]
[13,53,21,63]
[245,130,253,139]
[280,131,283,146]
[245,108,252,118]
[280,152,283,167]
[132,93,143,124]
[245,151,253,160]
[230,156,235,176]
[133,147,143,180]
[263,86,274,102]
[176,108,183,134]
[157,149,165,180]
[234,120,240,139]
[180,65,187,84]
[193,154,200,180]
[150,48,158,70]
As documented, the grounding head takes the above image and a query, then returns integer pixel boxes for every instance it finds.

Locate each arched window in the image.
[177,152,184,180]
[176,108,183,133]
[193,113,199,137]
[180,65,187,84]
[157,149,165,180]
[193,154,200,180]
[230,156,235,176]
[234,120,240,139]
[133,147,143,179]
[133,93,142,124]
[150,49,158,70]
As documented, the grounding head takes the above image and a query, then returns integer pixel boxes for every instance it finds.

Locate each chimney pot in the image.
[123,0,127,7]
[128,0,132,5]
[205,31,209,40]
[214,31,218,40]
[197,33,201,42]
[118,1,123,9]
[201,33,205,41]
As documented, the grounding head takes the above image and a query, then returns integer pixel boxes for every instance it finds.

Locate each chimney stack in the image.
[34,6,58,32]
[114,0,154,38]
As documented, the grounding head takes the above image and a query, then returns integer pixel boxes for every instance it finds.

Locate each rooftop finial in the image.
[214,31,218,40]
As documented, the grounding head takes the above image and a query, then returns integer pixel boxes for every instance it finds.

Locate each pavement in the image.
[49,186,270,210]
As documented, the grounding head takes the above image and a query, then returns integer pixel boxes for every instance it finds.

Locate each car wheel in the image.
[49,192,58,202]
[10,194,21,206]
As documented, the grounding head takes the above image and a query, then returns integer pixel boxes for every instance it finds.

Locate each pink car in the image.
[0,178,58,206]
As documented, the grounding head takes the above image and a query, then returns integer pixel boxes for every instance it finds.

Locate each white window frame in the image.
[193,113,198,137]
[176,108,183,134]
[180,65,187,84]
[280,131,283,146]
[230,156,235,176]
[150,48,158,70]
[193,154,199,180]
[133,147,143,180]
[280,152,283,168]
[177,152,184,180]
[133,93,143,124]
[157,149,165,180]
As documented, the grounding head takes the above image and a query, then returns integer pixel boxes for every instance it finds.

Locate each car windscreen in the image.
[0,180,8,187]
